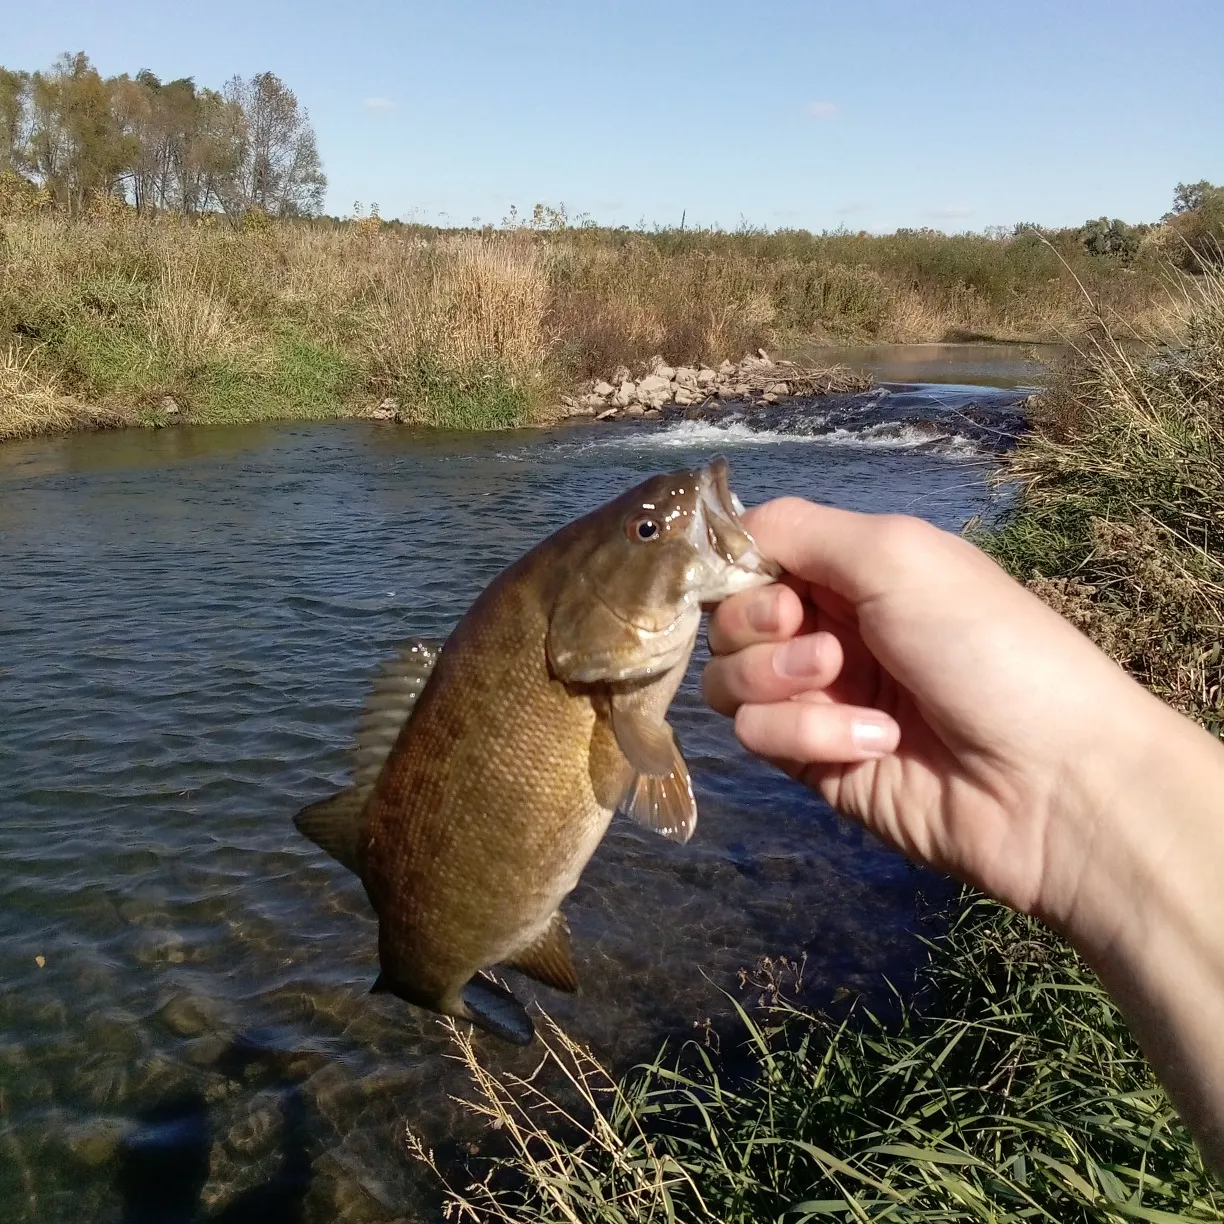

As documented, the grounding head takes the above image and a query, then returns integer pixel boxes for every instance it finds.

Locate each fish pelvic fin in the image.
[294,786,369,875]
[611,697,679,776]
[618,750,698,844]
[460,976,535,1046]
[353,638,442,791]
[506,911,579,994]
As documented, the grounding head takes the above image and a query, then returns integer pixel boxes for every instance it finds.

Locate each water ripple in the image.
[0,408,1003,1220]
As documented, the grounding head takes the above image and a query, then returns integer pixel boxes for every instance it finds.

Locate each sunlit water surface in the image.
[0,368,1027,1221]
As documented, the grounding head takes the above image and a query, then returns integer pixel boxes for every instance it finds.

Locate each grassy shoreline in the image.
[0,211,1181,443]
[406,271,1224,1220]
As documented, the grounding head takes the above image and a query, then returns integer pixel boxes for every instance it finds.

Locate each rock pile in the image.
[560,350,871,422]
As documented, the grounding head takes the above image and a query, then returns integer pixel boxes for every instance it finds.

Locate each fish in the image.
[294,456,779,1044]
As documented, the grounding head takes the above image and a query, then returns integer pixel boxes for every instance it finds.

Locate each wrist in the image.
[1039,688,1224,958]
[1037,686,1224,1171]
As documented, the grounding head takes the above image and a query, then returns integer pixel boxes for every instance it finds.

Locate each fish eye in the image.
[628,515,661,542]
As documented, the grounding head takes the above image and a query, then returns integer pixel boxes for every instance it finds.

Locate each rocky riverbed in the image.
[559,350,873,423]
[356,351,874,425]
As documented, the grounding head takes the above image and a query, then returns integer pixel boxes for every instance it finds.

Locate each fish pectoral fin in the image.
[460,976,535,1045]
[354,638,443,790]
[506,911,579,994]
[610,699,678,776]
[294,785,370,875]
[618,751,698,845]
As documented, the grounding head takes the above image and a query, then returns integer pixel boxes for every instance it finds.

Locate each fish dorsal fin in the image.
[505,911,579,994]
[353,638,442,790]
[295,639,441,875]
[617,750,698,844]
[294,785,368,875]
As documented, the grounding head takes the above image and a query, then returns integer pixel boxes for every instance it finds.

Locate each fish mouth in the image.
[692,456,781,599]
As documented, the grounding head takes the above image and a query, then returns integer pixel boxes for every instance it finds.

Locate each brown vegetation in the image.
[984,265,1224,733]
[0,206,1191,441]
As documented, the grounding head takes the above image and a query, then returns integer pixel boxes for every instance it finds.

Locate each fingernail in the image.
[851,719,899,756]
[746,589,779,634]
[773,635,825,679]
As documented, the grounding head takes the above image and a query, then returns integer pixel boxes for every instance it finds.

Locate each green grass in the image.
[187,330,358,424]
[394,354,539,430]
[412,898,1222,1223]
[977,269,1224,733]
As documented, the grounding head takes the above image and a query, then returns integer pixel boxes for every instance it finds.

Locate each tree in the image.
[1078,217,1143,264]
[0,53,324,222]
[1164,182,1224,273]
[219,72,326,221]
[0,67,29,174]
[1169,181,1215,217]
[25,53,135,214]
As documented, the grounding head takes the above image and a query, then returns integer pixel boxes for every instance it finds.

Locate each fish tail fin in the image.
[459,976,535,1045]
[294,786,370,876]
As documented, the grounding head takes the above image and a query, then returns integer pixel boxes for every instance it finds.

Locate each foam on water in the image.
[500,417,992,462]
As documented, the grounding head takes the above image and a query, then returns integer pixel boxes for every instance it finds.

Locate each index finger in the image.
[742,498,970,605]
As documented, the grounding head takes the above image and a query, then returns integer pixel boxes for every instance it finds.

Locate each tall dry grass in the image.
[363,236,551,428]
[0,344,119,441]
[0,213,555,433]
[984,265,1224,732]
[0,210,1176,439]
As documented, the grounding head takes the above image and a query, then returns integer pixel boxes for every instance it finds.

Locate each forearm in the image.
[1045,690,1224,1175]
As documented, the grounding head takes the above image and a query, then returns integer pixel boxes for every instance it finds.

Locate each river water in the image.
[0,355,1033,1221]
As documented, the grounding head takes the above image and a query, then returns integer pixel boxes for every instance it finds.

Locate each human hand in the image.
[702,497,1185,928]
[703,496,1224,1170]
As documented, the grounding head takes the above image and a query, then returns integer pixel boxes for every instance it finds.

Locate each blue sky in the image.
[8,0,1223,232]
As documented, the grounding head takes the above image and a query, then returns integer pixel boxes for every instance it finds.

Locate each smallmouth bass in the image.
[294,456,778,1043]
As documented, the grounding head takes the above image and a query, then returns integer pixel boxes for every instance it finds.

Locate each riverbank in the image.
[409,271,1224,1220]
[0,211,1175,443]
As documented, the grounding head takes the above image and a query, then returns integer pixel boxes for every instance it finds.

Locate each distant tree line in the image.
[1077,181,1224,272]
[0,52,325,222]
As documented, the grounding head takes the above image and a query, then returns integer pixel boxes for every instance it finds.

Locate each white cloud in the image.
[804,100,839,120]
[924,205,975,221]
[364,97,395,111]
[835,200,870,216]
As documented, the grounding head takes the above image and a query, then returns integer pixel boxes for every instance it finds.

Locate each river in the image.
[0,351,1034,1221]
